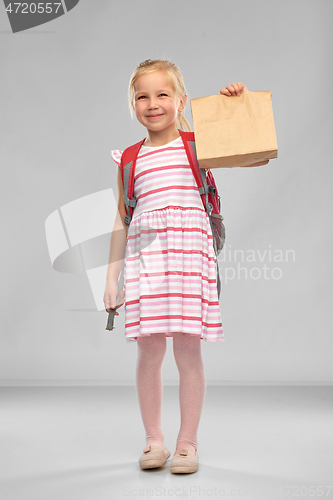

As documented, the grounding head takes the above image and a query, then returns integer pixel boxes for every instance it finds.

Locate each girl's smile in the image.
[147,113,164,119]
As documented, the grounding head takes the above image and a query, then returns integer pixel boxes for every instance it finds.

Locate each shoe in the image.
[139,444,171,470]
[170,448,199,474]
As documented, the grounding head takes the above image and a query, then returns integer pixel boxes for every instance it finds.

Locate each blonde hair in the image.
[128,59,191,132]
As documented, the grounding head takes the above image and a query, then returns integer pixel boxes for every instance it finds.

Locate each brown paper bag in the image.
[190,91,278,168]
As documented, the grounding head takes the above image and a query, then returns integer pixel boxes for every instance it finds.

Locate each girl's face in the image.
[133,71,186,136]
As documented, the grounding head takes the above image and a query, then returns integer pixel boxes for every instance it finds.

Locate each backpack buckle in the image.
[124,215,131,226]
[207,185,216,196]
[207,202,213,216]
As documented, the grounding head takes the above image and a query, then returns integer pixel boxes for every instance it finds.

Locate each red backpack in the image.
[119,130,225,298]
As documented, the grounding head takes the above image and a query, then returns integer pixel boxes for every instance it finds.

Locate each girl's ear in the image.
[178,93,187,113]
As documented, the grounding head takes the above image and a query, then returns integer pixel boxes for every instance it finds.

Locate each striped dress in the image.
[111,136,224,343]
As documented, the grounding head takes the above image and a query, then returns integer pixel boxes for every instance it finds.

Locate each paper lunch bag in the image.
[190,91,278,168]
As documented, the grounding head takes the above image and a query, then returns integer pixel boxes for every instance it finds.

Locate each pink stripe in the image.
[135,164,191,182]
[126,320,223,329]
[137,205,206,214]
[138,146,185,160]
[126,272,215,282]
[126,252,216,263]
[128,225,212,238]
[126,298,219,307]
[138,185,199,200]
[125,293,220,304]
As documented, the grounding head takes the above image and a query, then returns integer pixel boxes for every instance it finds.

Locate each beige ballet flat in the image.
[139,444,171,470]
[170,448,199,474]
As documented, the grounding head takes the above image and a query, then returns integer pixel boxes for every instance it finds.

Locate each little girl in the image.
[104,59,249,474]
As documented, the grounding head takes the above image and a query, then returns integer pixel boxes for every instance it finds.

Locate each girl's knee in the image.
[173,332,201,349]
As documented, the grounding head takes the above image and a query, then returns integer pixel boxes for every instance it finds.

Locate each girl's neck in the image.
[143,127,180,148]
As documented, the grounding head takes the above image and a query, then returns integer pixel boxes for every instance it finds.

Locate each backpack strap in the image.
[180,130,222,260]
[120,138,146,225]
[179,130,215,217]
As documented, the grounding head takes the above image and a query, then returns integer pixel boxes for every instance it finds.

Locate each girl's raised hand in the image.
[220,82,248,96]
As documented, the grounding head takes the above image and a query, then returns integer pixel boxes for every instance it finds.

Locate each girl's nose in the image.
[148,99,158,109]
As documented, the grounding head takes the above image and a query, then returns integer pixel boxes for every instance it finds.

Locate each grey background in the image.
[1,0,332,385]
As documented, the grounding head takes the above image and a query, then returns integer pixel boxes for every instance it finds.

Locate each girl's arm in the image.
[220,82,270,167]
[106,167,128,283]
[104,166,128,312]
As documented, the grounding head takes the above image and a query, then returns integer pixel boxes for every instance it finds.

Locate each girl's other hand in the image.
[104,279,125,314]
[220,82,248,96]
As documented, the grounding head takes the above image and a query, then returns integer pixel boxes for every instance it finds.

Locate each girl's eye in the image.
[136,94,168,100]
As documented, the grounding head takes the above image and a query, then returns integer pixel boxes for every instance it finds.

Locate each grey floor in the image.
[0,385,332,500]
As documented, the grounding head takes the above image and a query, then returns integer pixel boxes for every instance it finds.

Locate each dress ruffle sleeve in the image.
[111,150,123,167]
